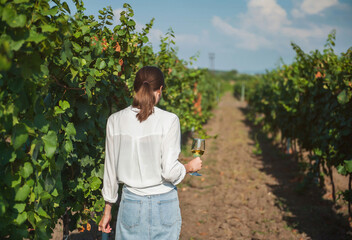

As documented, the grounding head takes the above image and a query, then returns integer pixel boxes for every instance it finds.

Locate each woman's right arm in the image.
[161,116,202,183]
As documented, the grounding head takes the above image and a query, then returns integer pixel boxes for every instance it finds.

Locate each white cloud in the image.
[291,8,305,18]
[212,0,337,51]
[291,0,339,17]
[212,16,270,50]
[175,34,200,45]
[242,0,291,32]
[301,0,338,14]
[281,25,331,40]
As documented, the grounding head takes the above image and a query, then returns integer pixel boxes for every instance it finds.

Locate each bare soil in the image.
[52,92,351,240]
[177,92,351,240]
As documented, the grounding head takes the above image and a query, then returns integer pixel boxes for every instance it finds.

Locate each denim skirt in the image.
[115,186,182,240]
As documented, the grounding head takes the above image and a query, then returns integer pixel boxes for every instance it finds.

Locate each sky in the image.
[67,0,352,73]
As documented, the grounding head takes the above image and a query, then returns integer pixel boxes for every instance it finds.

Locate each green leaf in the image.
[80,155,93,167]
[40,191,51,201]
[314,148,322,157]
[51,188,59,197]
[65,122,76,136]
[70,67,78,80]
[12,124,28,149]
[41,64,49,77]
[28,30,46,43]
[37,207,50,218]
[62,2,71,14]
[141,36,148,43]
[1,142,16,166]
[11,176,22,188]
[40,6,59,16]
[14,0,30,3]
[54,106,65,115]
[337,90,348,104]
[71,42,82,52]
[96,59,106,70]
[8,14,27,28]
[89,176,102,191]
[20,162,33,178]
[26,179,34,187]
[86,75,96,90]
[15,184,31,201]
[81,25,90,35]
[94,198,104,212]
[91,164,104,178]
[10,40,25,51]
[59,100,70,110]
[2,5,26,28]
[13,203,26,213]
[117,29,126,36]
[34,114,49,133]
[12,14,27,28]
[14,211,28,225]
[2,5,16,23]
[127,20,135,26]
[0,54,11,71]
[42,131,57,158]
[73,31,82,38]
[64,139,73,153]
[27,211,35,227]
[41,24,58,33]
[72,57,80,68]
[344,160,352,173]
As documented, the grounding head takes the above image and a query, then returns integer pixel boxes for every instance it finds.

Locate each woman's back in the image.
[99,66,202,239]
[102,105,184,199]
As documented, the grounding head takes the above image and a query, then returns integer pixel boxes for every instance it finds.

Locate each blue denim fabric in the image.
[115,186,182,240]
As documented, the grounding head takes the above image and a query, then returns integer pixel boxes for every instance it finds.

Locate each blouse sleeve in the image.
[101,117,119,203]
[161,116,186,185]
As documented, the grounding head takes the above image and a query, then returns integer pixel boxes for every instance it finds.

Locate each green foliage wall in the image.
[246,31,352,206]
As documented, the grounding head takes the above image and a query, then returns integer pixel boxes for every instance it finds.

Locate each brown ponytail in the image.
[132,66,165,122]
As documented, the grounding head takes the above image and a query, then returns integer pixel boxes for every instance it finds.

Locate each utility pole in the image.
[241,82,245,101]
[209,53,219,102]
[209,53,215,71]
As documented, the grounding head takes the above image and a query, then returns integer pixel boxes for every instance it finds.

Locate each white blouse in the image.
[101,105,186,203]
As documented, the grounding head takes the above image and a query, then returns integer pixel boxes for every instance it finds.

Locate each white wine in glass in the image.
[189,138,205,176]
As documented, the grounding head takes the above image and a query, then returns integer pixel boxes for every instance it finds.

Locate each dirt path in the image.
[178,92,351,240]
[53,92,350,240]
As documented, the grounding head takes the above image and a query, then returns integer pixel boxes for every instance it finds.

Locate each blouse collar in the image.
[130,105,158,113]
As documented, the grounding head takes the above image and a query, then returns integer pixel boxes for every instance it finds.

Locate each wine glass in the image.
[189,138,205,176]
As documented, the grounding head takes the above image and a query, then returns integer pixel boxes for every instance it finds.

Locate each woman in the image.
[98,66,202,239]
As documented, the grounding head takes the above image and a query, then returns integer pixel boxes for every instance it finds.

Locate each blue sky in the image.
[68,0,352,73]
